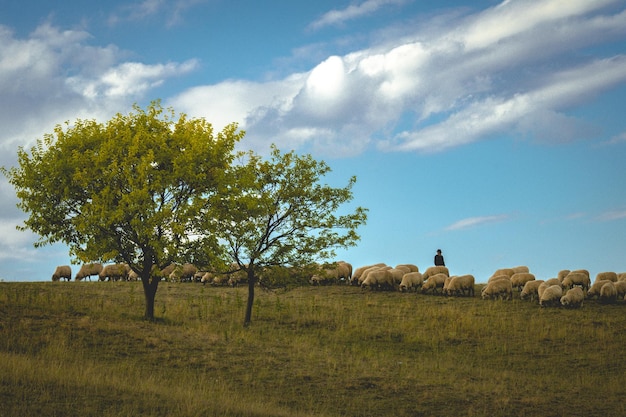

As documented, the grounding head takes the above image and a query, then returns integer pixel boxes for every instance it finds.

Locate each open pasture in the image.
[1,281,625,417]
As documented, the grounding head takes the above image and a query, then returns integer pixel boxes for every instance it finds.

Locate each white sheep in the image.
[586,280,611,299]
[445,274,475,297]
[537,279,560,301]
[361,269,394,290]
[168,263,198,282]
[98,263,130,281]
[75,263,103,281]
[51,265,71,281]
[539,285,563,307]
[489,268,515,280]
[396,264,419,273]
[200,272,213,285]
[388,268,408,287]
[560,287,584,308]
[421,273,447,295]
[422,266,449,280]
[599,281,618,303]
[561,271,591,291]
[399,272,423,292]
[520,280,544,301]
[357,265,390,286]
[488,274,511,283]
[351,263,386,285]
[510,272,535,291]
[613,281,626,299]
[511,265,530,274]
[557,270,571,282]
[481,279,512,300]
[595,271,618,283]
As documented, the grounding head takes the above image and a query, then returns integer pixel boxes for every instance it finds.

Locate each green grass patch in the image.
[1,282,625,416]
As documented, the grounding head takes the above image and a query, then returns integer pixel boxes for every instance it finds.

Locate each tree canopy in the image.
[3,101,244,319]
[3,102,367,324]
[205,146,368,325]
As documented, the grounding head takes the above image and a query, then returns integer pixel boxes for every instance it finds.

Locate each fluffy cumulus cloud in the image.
[170,0,626,156]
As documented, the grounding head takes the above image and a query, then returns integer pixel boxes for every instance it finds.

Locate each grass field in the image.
[1,281,625,417]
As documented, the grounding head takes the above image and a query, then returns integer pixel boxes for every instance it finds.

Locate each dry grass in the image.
[1,281,625,417]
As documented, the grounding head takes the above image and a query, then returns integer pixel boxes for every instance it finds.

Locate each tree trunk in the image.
[142,276,160,320]
[244,269,256,327]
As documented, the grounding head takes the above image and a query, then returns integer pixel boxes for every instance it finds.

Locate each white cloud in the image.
[309,0,407,30]
[67,59,198,98]
[459,0,618,51]
[168,0,626,156]
[444,214,510,231]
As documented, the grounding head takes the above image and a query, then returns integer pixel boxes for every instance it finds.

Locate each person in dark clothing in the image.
[434,249,445,266]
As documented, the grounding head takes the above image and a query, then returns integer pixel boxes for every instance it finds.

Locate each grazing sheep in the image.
[481,279,512,300]
[557,270,571,282]
[539,285,563,307]
[168,263,198,282]
[488,274,511,283]
[599,281,618,303]
[160,263,177,277]
[51,265,71,281]
[356,265,389,286]
[127,270,140,281]
[310,264,341,285]
[361,269,394,290]
[337,261,353,283]
[586,280,611,299]
[561,272,591,291]
[388,268,408,287]
[489,268,515,280]
[396,264,419,273]
[520,280,544,301]
[99,264,130,281]
[613,281,626,299]
[445,274,475,297]
[511,265,530,274]
[200,272,213,285]
[595,271,618,283]
[351,263,386,285]
[75,263,103,281]
[571,269,590,280]
[421,273,448,295]
[399,272,423,292]
[511,272,535,291]
[422,266,449,280]
[560,287,584,308]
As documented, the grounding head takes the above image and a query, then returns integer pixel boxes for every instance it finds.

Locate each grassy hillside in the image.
[1,281,625,417]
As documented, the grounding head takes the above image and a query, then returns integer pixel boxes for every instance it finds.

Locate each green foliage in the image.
[2,101,243,318]
[5,101,241,269]
[208,145,367,269]
[204,145,367,324]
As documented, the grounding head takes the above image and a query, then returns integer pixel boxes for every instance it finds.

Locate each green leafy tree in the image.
[2,101,243,319]
[206,146,368,326]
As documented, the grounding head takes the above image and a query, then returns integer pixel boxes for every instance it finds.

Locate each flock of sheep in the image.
[51,261,626,307]
[310,262,626,307]
[51,263,212,283]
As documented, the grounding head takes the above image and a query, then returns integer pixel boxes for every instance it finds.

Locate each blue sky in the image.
[1,0,625,282]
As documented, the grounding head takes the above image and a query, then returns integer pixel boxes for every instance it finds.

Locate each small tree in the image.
[3,102,243,319]
[206,146,368,326]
